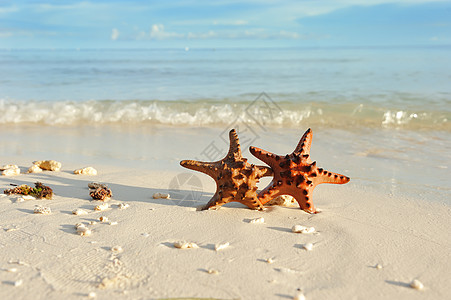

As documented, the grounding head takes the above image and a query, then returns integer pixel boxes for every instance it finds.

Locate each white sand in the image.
[0,159,450,300]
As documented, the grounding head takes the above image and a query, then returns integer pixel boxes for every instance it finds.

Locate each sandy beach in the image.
[1,126,450,300]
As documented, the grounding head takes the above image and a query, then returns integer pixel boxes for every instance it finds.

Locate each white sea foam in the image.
[0,99,449,131]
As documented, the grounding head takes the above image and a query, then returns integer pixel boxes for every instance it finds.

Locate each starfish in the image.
[249,128,350,214]
[180,129,273,210]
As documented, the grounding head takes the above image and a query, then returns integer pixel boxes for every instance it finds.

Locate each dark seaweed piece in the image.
[3,182,53,199]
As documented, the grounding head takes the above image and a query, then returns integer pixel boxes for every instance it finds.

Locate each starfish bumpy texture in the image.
[250,128,350,214]
[180,129,273,210]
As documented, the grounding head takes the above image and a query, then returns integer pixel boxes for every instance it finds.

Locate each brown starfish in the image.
[249,128,350,214]
[180,129,273,210]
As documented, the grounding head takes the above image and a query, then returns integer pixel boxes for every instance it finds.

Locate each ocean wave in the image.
[0,99,449,131]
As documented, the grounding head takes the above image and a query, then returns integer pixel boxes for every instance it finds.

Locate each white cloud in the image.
[111,28,120,41]
[212,20,248,26]
[149,24,185,39]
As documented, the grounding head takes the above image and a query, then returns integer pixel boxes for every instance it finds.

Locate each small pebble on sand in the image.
[153,192,170,199]
[410,279,424,290]
[249,217,265,224]
[174,241,199,249]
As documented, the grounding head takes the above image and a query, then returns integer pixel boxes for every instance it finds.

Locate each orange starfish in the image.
[180,129,273,210]
[249,128,350,214]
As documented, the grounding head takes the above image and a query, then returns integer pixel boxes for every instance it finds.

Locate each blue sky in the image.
[0,0,450,48]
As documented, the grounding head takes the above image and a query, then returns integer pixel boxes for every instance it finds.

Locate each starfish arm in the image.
[180,160,219,178]
[257,165,274,178]
[201,192,222,210]
[290,189,317,214]
[257,183,283,205]
[316,169,350,185]
[249,146,280,169]
[226,129,243,161]
[293,128,312,155]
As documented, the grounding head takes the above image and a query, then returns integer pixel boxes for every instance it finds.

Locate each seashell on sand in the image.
[27,164,42,173]
[77,226,92,236]
[153,192,170,199]
[292,225,315,234]
[14,279,23,287]
[6,268,18,273]
[94,203,109,211]
[267,195,297,207]
[33,206,51,215]
[249,217,265,224]
[293,290,306,300]
[303,243,313,251]
[1,165,20,176]
[207,269,219,275]
[74,223,85,229]
[32,160,61,171]
[99,216,109,222]
[74,167,97,176]
[111,246,123,253]
[174,241,199,249]
[410,279,424,290]
[375,264,383,269]
[266,258,274,264]
[117,203,129,210]
[72,208,88,215]
[109,221,118,226]
[215,242,230,251]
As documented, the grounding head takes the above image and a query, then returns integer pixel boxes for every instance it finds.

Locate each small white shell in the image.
[27,164,42,173]
[77,226,92,236]
[109,221,118,226]
[292,225,315,234]
[174,241,199,249]
[117,203,129,210]
[94,203,109,211]
[111,246,123,253]
[410,279,424,290]
[293,291,306,300]
[214,242,230,251]
[249,217,265,224]
[88,292,97,298]
[267,195,297,207]
[375,264,383,269]
[1,165,20,176]
[33,206,51,215]
[266,258,274,264]
[152,192,170,199]
[74,167,97,175]
[303,243,313,251]
[14,279,23,287]
[207,269,219,275]
[6,268,18,273]
[74,223,86,229]
[99,216,109,223]
[72,208,88,215]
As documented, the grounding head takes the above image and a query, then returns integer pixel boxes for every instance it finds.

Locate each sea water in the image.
[0,47,450,129]
[0,47,450,203]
